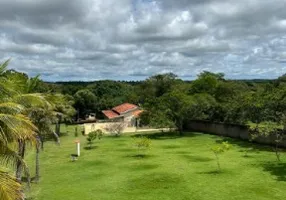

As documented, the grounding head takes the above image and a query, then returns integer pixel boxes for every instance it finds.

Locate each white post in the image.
[75,139,80,156]
[77,142,80,156]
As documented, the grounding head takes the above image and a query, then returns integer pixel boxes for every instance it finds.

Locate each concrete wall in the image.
[185,120,286,148]
[84,122,171,135]
[84,122,136,135]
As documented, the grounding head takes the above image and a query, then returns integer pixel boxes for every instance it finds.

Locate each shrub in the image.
[86,132,97,149]
[86,129,104,149]
[134,136,151,156]
[211,141,231,171]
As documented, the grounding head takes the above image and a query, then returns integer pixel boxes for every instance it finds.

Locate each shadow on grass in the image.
[261,162,286,181]
[198,170,222,175]
[127,172,185,190]
[215,137,274,153]
[116,148,132,152]
[125,154,154,159]
[130,164,160,171]
[174,150,191,154]
[83,146,98,150]
[161,144,181,149]
[181,154,213,162]
[132,131,199,140]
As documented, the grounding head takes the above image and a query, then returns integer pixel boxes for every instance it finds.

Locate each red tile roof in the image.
[133,110,143,117]
[102,110,120,119]
[112,103,138,114]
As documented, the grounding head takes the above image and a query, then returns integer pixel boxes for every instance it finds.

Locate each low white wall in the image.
[84,122,172,135]
[84,122,136,135]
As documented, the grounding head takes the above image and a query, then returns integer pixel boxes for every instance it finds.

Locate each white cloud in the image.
[0,0,286,81]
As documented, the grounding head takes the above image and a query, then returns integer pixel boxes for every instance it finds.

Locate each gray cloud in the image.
[0,0,286,81]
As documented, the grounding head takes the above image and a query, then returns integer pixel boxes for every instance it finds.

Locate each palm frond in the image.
[0,78,18,98]
[0,59,10,75]
[26,75,41,93]
[0,141,30,176]
[0,113,37,142]
[13,93,49,108]
[0,102,24,114]
[0,170,24,200]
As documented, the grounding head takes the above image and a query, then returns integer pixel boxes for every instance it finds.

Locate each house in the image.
[102,103,143,127]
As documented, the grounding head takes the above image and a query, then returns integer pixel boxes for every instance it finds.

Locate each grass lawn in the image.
[26,125,286,200]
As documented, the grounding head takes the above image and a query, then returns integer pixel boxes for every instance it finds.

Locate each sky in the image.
[0,0,286,81]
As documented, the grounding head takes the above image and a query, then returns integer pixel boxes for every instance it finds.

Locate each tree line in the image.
[42,71,286,130]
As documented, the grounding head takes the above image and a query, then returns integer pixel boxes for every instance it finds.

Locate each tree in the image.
[86,129,103,149]
[249,121,284,161]
[4,70,54,182]
[86,132,97,149]
[190,71,224,95]
[74,89,98,119]
[139,73,179,104]
[28,93,75,182]
[133,136,151,156]
[157,91,212,135]
[211,141,231,171]
[0,60,38,199]
[139,110,174,129]
[46,93,76,136]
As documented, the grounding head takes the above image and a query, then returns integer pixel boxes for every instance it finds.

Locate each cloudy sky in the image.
[0,0,286,81]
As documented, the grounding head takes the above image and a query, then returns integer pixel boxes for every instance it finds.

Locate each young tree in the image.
[86,129,103,149]
[134,136,151,156]
[211,141,231,171]
[249,121,284,161]
[86,132,97,149]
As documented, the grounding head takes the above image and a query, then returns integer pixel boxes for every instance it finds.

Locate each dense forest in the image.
[4,65,286,131]
[38,72,286,130]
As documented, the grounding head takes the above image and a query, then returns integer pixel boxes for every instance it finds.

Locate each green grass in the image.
[25,125,286,200]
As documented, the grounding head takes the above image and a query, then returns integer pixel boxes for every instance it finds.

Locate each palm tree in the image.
[3,68,51,182]
[0,60,38,199]
[28,106,56,182]
[47,94,76,136]
[0,104,35,198]
[18,76,75,182]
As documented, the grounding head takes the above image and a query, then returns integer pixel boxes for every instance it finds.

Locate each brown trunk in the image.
[53,131,61,146]
[38,135,44,151]
[55,115,62,136]
[16,140,25,182]
[177,121,183,136]
[34,141,40,183]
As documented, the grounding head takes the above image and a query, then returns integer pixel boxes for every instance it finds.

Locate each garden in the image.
[26,125,286,200]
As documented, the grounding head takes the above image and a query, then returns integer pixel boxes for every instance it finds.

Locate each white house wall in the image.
[84,122,136,135]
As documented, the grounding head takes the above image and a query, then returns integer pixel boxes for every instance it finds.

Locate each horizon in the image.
[1,0,286,81]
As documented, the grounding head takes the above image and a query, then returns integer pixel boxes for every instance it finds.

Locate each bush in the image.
[86,129,104,149]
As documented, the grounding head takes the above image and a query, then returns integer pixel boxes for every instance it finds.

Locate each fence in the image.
[185,120,286,147]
